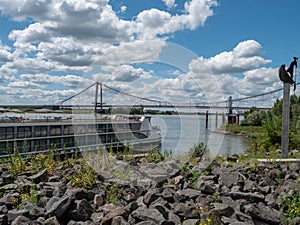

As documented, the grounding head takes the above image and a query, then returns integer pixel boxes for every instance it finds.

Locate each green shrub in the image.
[188,143,208,159]
[68,158,97,189]
[280,191,300,225]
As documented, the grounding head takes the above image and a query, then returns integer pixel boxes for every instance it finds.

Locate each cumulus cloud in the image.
[8,81,43,89]
[7,58,57,74]
[20,73,91,88]
[4,0,129,42]
[0,0,53,21]
[244,67,278,85]
[131,0,217,39]
[37,37,104,67]
[0,42,13,63]
[183,0,218,29]
[1,0,218,72]
[111,65,153,82]
[189,40,271,75]
[0,0,279,105]
[3,87,77,104]
[95,40,167,66]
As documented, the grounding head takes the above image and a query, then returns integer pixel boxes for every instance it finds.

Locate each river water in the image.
[150,114,251,156]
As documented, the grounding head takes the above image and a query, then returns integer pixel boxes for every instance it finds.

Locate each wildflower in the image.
[21,193,28,201]
[13,198,18,204]
[206,218,212,223]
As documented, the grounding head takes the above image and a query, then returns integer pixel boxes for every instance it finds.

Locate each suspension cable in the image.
[60,81,300,106]
[102,83,162,104]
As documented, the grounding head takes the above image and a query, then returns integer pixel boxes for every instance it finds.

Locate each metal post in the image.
[282,82,290,158]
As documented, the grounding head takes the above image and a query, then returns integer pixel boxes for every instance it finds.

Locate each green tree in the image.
[261,94,300,150]
[241,107,266,126]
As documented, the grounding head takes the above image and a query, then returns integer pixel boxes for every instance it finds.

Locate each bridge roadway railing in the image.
[0,103,271,111]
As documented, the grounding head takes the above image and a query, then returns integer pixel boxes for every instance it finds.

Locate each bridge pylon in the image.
[94,82,103,114]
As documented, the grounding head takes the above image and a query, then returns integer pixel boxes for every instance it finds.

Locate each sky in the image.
[0,0,299,109]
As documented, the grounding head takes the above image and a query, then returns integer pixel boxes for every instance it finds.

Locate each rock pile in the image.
[0,156,299,225]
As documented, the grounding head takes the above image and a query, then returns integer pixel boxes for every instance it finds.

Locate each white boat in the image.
[0,114,161,157]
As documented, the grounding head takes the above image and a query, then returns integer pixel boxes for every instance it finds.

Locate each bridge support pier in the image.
[205,110,209,129]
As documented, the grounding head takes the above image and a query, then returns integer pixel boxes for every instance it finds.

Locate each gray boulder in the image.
[244,202,281,225]
[7,209,29,223]
[131,207,166,224]
[29,170,48,184]
[45,193,73,218]
[66,199,93,221]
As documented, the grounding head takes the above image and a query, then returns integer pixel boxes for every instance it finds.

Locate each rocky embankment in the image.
[0,154,299,225]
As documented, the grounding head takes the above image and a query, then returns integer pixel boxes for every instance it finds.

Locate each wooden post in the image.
[281,82,290,158]
[222,112,225,124]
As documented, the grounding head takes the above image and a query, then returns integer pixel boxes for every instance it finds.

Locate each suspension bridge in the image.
[1,82,299,112]
[57,81,299,112]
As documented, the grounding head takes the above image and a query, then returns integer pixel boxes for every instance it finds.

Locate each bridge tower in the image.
[94,82,103,114]
[227,96,239,124]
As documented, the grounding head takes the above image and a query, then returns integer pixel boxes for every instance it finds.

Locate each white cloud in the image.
[244,67,278,85]
[0,42,13,63]
[37,37,104,67]
[4,0,130,42]
[189,40,271,75]
[112,65,152,82]
[120,5,127,13]
[9,88,70,105]
[162,0,176,9]
[183,0,218,29]
[8,81,43,89]
[0,0,280,106]
[233,40,262,58]
[0,0,53,21]
[95,40,167,66]
[1,0,218,73]
[131,0,218,39]
[20,73,91,88]
[9,22,52,44]
[7,58,57,74]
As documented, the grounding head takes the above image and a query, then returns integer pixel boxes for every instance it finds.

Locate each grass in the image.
[67,157,98,189]
[280,188,300,225]
[188,143,209,160]
[224,124,265,139]
[104,183,123,205]
[7,147,28,179]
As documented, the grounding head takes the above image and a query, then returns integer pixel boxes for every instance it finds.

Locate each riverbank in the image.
[214,124,265,139]
[0,150,299,225]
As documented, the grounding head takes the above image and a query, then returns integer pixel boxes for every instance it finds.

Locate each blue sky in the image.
[0,0,299,107]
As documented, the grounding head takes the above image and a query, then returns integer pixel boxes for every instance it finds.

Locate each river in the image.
[150,114,251,156]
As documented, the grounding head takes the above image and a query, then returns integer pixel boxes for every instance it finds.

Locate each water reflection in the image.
[151,114,250,156]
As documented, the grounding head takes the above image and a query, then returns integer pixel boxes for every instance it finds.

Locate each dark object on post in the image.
[279,57,298,85]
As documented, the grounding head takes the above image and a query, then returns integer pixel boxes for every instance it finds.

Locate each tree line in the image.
[241,94,300,151]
